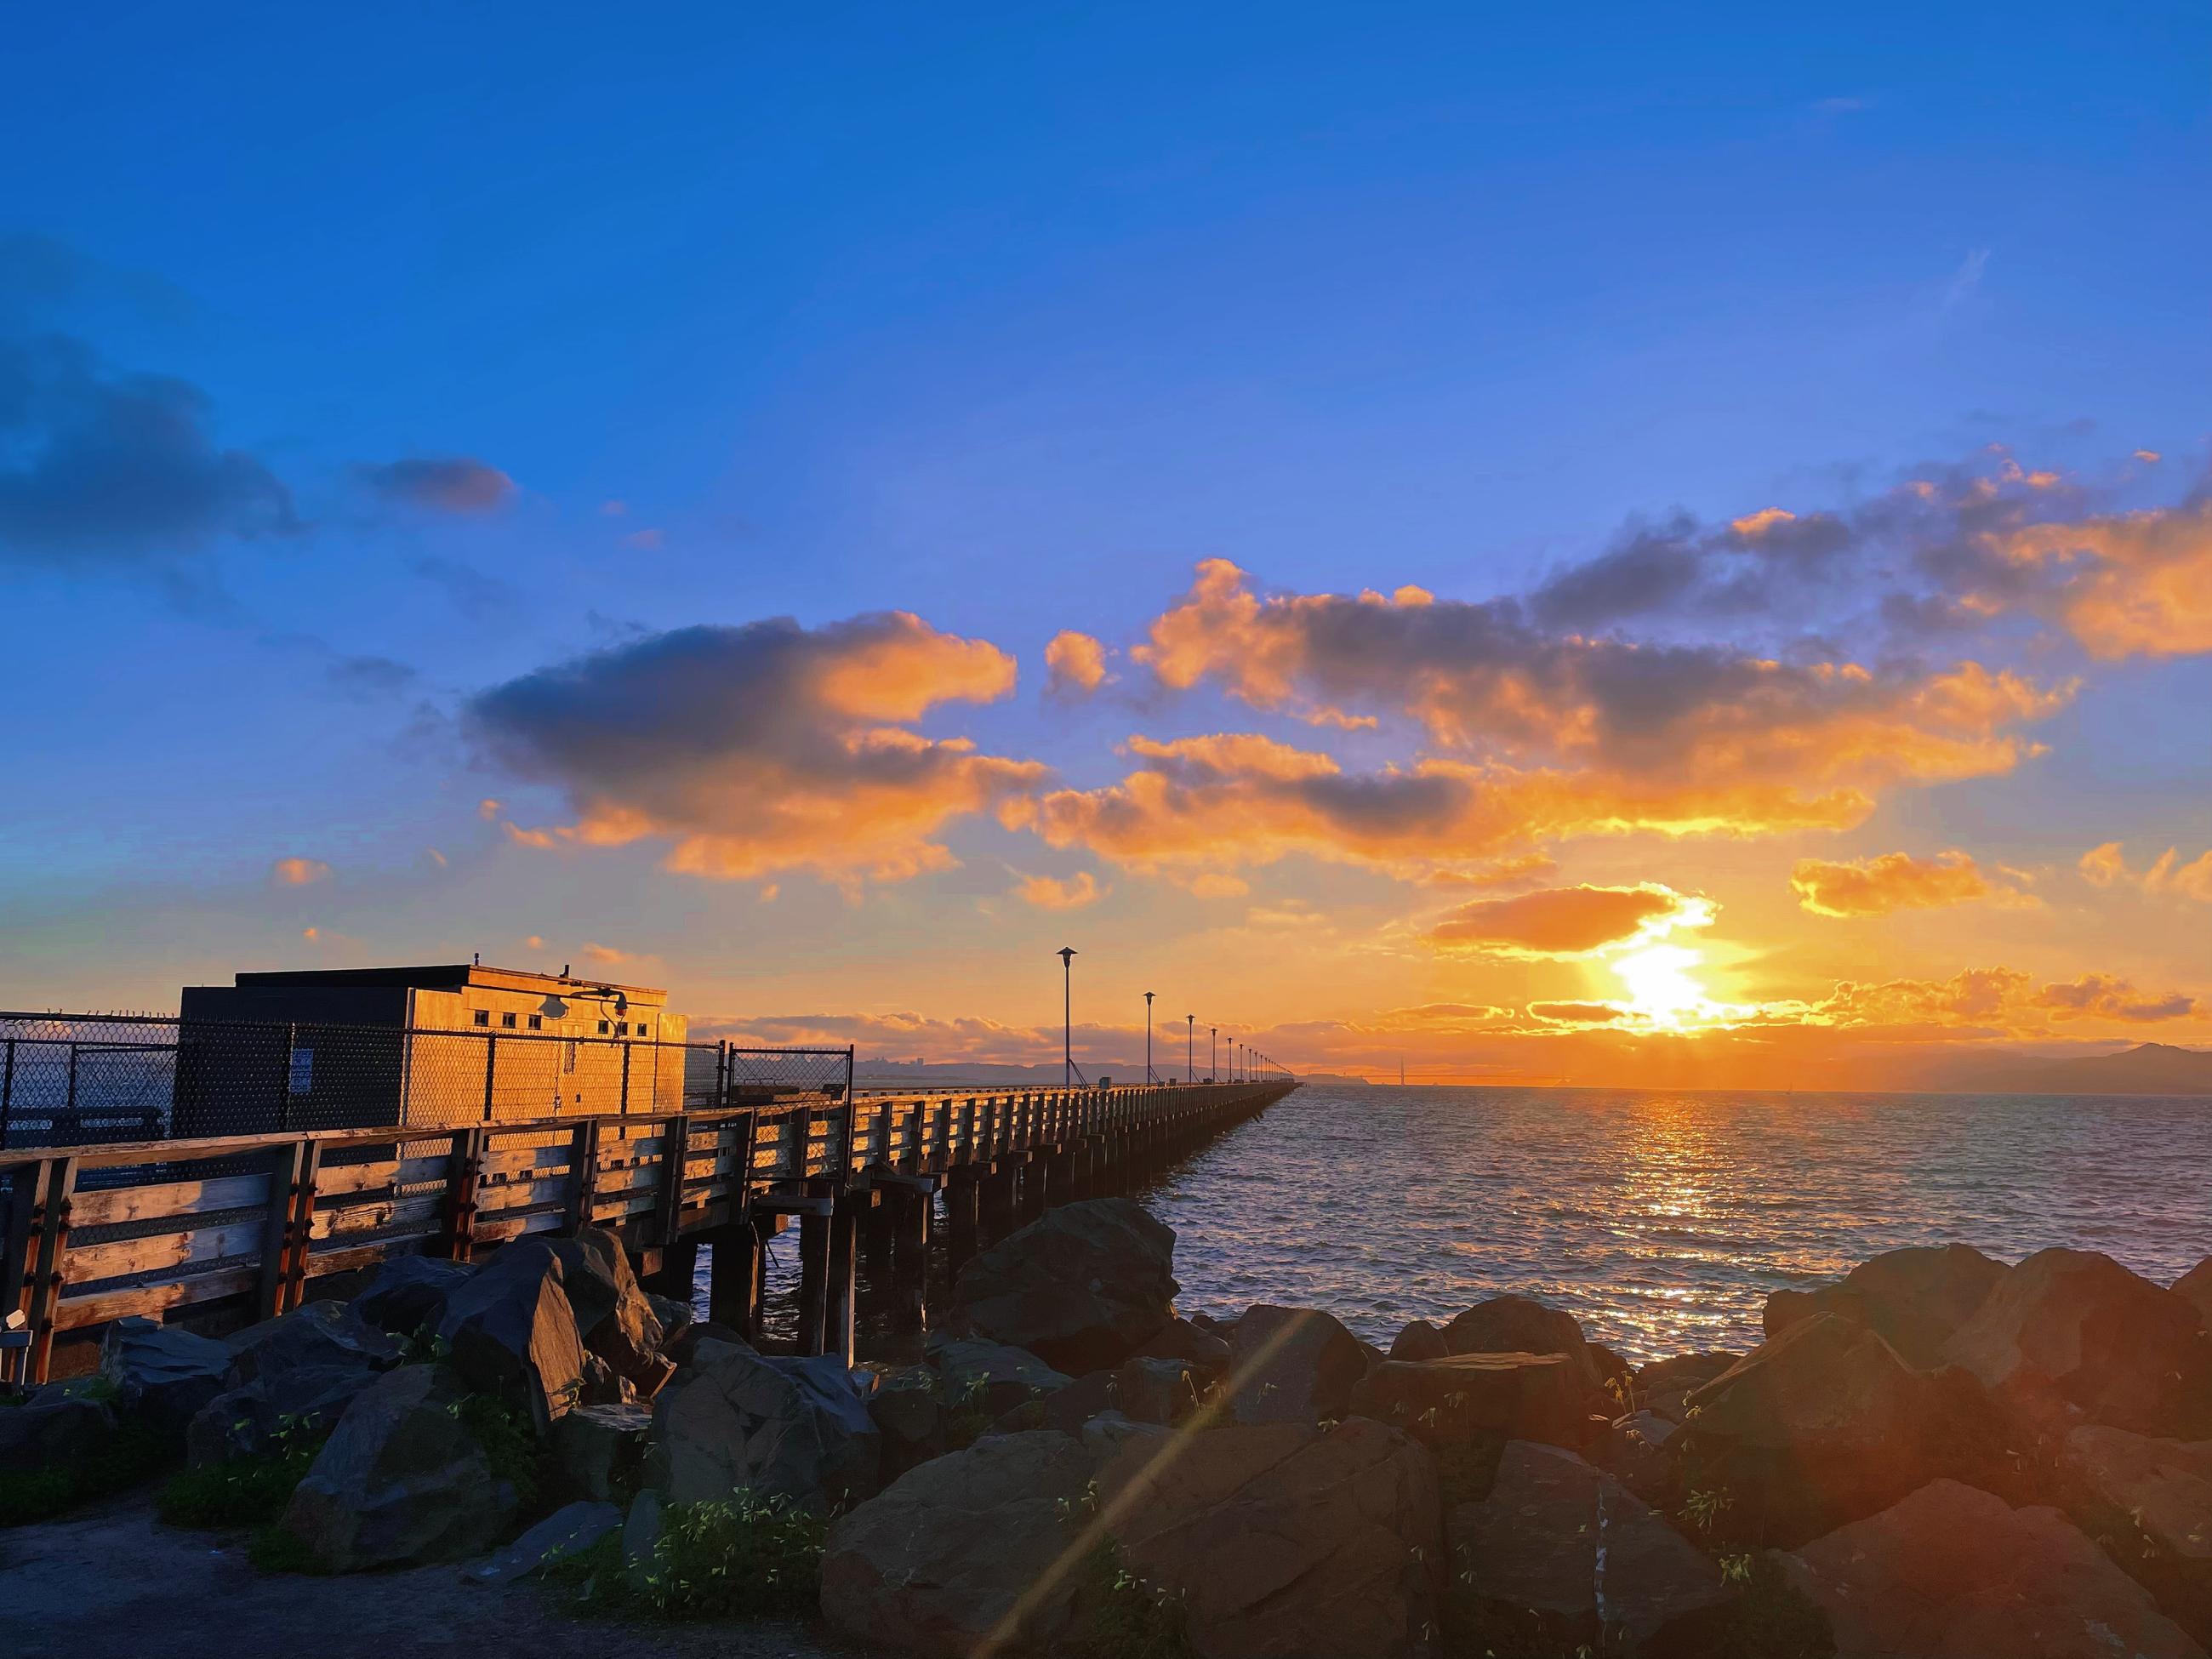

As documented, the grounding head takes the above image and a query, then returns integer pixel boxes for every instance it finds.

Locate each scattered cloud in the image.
[2032,973,2195,1023]
[424,847,448,867]
[1790,849,2034,917]
[1529,1001,1630,1023]
[525,934,545,949]
[1044,630,1109,698]
[2079,841,2212,903]
[1941,248,1991,313]
[468,611,1045,887]
[271,856,333,887]
[1012,869,1107,909]
[0,334,299,567]
[581,942,639,965]
[623,527,664,550]
[356,456,516,514]
[1426,883,1710,959]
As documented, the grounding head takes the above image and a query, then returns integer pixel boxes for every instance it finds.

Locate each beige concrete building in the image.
[176,962,689,1132]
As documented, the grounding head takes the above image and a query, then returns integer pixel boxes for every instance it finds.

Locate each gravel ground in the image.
[0,1491,868,1659]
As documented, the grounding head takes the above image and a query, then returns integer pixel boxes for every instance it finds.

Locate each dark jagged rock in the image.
[1349,1351,1608,1451]
[1764,1243,2009,1366]
[644,1289,693,1351]
[186,1363,379,1468]
[1677,1313,2003,1546]
[1441,1294,1605,1388]
[224,1301,399,1384]
[989,1366,1116,1435]
[924,1332,1074,1417]
[2060,1424,2212,1645]
[545,1228,666,1388]
[1114,1355,1202,1425]
[1225,1303,1369,1424]
[947,1197,1178,1372]
[648,1345,880,1511]
[865,1364,947,1477]
[820,1430,1098,1655]
[1778,1478,2203,1658]
[434,1241,588,1433]
[98,1316,233,1443]
[1594,1409,1681,1506]
[1390,1318,1449,1362]
[1633,1350,1737,1423]
[282,1364,517,1571]
[551,1401,652,1502]
[461,1498,621,1584]
[1099,1416,1445,1659]
[1132,1314,1232,1375]
[2177,1258,2212,1326]
[1941,1246,2212,1437]
[1589,1341,1633,1393]
[664,1319,751,1368]
[1450,1440,1728,1654]
[351,1255,476,1337]
[0,1394,116,1479]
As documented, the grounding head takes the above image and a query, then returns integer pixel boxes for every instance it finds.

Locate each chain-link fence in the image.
[0,1012,852,1149]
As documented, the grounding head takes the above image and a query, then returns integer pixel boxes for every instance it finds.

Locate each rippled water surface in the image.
[1129,1084,2212,1361]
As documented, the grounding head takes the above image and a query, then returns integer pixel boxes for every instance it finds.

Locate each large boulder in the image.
[551,1401,653,1502]
[648,1345,880,1511]
[1676,1313,2000,1546]
[0,1394,117,1479]
[281,1364,517,1570]
[1441,1295,1605,1388]
[224,1301,399,1384]
[434,1240,589,1433]
[1348,1352,1607,1451]
[1224,1304,1369,1425]
[1115,1356,1202,1426]
[1389,1319,1449,1363]
[1449,1440,1728,1654]
[1593,1410,1682,1507]
[185,1363,379,1468]
[98,1316,232,1442]
[1941,1246,2212,1437]
[545,1228,667,1388]
[821,1429,1099,1655]
[1632,1351,1736,1423]
[1100,1416,1445,1659]
[351,1254,476,1337]
[948,1197,1178,1372]
[924,1332,1074,1417]
[1778,1478,2203,1658]
[1764,1243,2008,1367]
[2060,1425,2212,1645]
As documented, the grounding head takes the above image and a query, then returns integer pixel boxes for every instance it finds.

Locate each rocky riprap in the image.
[4,1196,2209,1657]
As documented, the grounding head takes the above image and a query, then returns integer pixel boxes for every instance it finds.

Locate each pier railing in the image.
[0,1075,1294,1384]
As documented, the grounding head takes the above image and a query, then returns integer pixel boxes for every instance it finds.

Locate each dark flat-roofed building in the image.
[176,962,687,1134]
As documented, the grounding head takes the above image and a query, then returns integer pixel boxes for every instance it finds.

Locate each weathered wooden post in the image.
[708,1223,760,1334]
[825,1194,858,1366]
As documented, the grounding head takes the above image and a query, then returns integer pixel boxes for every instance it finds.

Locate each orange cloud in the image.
[1427,884,1710,959]
[271,856,332,887]
[1012,869,1107,910]
[2032,973,2197,1023]
[581,942,640,966]
[2079,841,2212,904]
[1992,499,2212,659]
[468,613,1045,888]
[1790,850,2032,918]
[1529,1001,1631,1023]
[1044,630,1109,698]
[1816,966,2198,1033]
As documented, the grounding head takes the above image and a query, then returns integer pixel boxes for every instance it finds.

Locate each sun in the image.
[1612,944,1712,1028]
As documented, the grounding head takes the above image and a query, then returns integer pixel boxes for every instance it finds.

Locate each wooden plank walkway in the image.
[0,1078,1294,1383]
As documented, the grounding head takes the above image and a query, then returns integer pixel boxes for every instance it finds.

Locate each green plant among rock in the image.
[1082,1540,1194,1659]
[158,1418,325,1529]
[450,1392,548,1516]
[939,1375,998,1451]
[549,1492,827,1622]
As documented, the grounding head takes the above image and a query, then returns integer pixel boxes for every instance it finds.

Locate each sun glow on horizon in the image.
[1612,944,1714,1029]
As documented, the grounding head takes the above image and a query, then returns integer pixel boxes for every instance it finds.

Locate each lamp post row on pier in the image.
[1058,946,1290,1087]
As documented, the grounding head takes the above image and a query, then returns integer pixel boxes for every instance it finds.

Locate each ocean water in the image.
[1126,1083,2212,1363]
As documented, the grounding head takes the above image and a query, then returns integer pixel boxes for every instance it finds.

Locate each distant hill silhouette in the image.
[2005,1041,2212,1096]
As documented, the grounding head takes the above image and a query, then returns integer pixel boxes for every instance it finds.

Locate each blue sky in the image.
[4,3,2209,1081]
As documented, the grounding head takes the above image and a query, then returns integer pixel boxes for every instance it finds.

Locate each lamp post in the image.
[1186,1014,1194,1084]
[1058,947,1077,1087]
[1210,1026,1217,1083]
[1144,991,1154,1086]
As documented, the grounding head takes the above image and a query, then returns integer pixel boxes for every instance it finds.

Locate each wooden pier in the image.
[0,1078,1296,1385]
